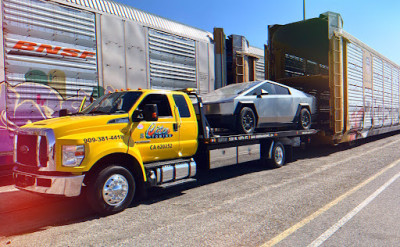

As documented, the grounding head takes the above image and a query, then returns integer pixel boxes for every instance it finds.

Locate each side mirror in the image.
[132,109,143,122]
[257,89,269,98]
[132,104,158,122]
[261,89,269,95]
[143,104,158,121]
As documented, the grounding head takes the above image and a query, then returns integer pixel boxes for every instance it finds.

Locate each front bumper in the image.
[13,168,85,197]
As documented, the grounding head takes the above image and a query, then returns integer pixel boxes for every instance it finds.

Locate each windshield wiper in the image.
[70,112,85,116]
[111,110,128,114]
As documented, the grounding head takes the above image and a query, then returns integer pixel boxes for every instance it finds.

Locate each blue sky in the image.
[118,0,400,65]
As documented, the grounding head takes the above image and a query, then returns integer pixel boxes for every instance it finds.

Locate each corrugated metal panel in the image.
[347,42,364,130]
[373,56,384,127]
[345,40,400,132]
[248,46,264,57]
[255,59,265,81]
[197,41,211,93]
[63,0,212,42]
[393,68,400,125]
[3,0,98,126]
[148,29,197,89]
[383,63,392,126]
[248,46,265,81]
[99,14,126,91]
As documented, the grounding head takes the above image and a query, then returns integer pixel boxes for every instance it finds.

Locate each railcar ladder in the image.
[330,35,344,134]
[235,53,245,83]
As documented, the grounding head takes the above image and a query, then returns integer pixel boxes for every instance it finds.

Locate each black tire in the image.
[87,165,135,215]
[298,108,312,130]
[267,142,286,168]
[237,107,256,134]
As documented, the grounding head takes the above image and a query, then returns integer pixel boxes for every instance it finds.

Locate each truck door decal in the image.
[145,123,173,139]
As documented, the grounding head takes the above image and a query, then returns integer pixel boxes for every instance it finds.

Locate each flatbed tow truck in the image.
[13,88,316,215]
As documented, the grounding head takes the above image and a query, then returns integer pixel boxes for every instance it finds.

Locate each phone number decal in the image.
[83,135,124,143]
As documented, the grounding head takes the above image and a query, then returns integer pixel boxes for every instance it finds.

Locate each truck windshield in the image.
[81,92,142,114]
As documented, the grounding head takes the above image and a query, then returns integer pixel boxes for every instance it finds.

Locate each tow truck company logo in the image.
[145,123,173,139]
[13,41,96,59]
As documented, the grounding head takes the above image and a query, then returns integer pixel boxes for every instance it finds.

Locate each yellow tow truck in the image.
[13,89,316,215]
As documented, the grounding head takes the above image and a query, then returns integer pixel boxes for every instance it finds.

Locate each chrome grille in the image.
[16,134,48,167]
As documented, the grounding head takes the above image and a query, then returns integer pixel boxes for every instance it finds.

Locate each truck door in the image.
[130,94,180,162]
[172,94,198,157]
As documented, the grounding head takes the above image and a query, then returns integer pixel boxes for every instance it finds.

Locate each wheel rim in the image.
[274,146,284,165]
[242,112,254,131]
[301,112,310,128]
[102,174,129,206]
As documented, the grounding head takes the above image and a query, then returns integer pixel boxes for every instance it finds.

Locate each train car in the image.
[267,12,400,144]
[0,0,217,175]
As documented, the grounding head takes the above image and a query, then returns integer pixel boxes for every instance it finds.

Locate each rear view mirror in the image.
[143,104,158,121]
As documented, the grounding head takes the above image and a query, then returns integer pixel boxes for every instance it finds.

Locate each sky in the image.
[117,0,400,65]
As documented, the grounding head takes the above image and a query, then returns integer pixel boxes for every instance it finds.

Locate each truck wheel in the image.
[87,165,135,215]
[237,107,256,134]
[298,108,311,130]
[268,142,286,168]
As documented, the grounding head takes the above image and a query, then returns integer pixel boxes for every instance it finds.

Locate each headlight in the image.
[62,145,85,167]
[14,134,18,163]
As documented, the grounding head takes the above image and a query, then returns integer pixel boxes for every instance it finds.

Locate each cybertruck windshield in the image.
[81,92,142,114]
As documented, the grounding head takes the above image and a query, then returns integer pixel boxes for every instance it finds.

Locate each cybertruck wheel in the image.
[237,107,256,134]
[298,108,311,130]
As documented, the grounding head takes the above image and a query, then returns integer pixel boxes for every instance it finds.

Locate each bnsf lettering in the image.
[13,41,95,59]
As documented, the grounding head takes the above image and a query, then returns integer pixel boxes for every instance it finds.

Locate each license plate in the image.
[15,174,35,188]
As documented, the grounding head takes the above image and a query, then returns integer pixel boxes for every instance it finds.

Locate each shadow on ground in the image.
[1,130,399,238]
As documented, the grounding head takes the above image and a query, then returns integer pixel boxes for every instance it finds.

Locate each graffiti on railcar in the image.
[0,68,110,152]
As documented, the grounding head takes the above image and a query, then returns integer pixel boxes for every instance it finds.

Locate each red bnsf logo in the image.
[13,40,96,59]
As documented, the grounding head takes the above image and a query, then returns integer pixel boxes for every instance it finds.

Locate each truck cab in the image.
[13,89,199,214]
